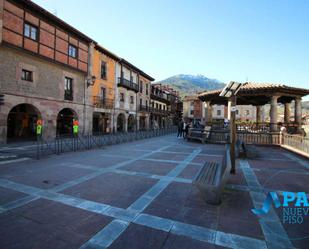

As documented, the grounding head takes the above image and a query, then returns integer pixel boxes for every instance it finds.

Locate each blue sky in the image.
[33,0,309,90]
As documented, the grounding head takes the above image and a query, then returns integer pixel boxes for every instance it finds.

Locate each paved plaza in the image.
[0,134,308,249]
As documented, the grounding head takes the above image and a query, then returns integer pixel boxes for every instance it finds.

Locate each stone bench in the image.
[193,144,231,204]
[187,126,211,144]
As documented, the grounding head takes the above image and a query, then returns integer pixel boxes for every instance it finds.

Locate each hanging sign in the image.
[73,119,79,134]
[36,119,42,135]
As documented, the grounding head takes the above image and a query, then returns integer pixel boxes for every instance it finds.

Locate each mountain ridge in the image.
[155,74,225,97]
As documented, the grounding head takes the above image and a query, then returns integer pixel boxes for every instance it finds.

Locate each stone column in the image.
[227,100,231,120]
[0,0,4,44]
[124,114,128,132]
[256,105,262,123]
[136,115,140,131]
[270,96,279,132]
[295,97,302,133]
[284,102,291,124]
[206,102,212,124]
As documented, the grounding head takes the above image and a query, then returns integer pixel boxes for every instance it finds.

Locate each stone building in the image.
[150,84,180,128]
[0,0,94,143]
[91,44,118,134]
[182,95,206,124]
[114,59,154,132]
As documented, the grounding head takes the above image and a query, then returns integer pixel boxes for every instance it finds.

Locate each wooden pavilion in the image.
[198,82,309,133]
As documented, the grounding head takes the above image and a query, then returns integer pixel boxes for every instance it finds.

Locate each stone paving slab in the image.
[120,160,177,176]
[62,172,158,209]
[145,152,190,161]
[0,199,112,249]
[3,165,94,189]
[0,186,28,205]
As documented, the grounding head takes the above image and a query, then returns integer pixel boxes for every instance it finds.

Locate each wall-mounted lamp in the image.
[87,75,96,87]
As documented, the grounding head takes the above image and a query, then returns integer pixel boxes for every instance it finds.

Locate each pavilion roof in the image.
[198,82,309,106]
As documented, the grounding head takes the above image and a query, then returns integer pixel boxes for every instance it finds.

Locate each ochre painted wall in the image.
[92,48,116,101]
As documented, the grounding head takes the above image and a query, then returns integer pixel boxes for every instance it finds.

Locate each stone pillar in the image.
[284,102,291,124]
[136,115,140,131]
[295,97,302,133]
[227,100,231,120]
[206,102,212,124]
[270,96,279,132]
[124,115,128,132]
[0,0,4,44]
[256,105,262,123]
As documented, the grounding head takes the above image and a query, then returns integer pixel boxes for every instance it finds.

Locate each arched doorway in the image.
[7,104,41,143]
[57,108,78,136]
[117,113,125,132]
[128,114,135,132]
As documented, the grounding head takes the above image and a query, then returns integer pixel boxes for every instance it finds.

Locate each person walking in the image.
[177,120,183,138]
[184,122,190,138]
[182,120,186,138]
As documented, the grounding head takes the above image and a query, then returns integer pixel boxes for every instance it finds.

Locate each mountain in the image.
[155,74,225,97]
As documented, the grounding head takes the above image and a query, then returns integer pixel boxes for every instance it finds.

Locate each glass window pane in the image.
[24,24,30,37]
[30,27,37,40]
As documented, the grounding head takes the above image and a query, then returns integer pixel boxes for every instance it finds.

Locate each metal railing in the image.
[282,134,309,154]
[36,127,177,159]
[118,77,139,92]
[93,96,114,109]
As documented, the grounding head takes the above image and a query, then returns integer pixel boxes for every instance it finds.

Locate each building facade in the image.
[91,45,118,134]
[0,0,94,143]
[183,95,206,124]
[0,0,179,144]
[113,59,155,132]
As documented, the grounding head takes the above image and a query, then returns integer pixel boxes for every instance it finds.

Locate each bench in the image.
[193,144,231,205]
[187,126,211,144]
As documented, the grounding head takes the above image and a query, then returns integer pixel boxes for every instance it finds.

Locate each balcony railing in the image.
[118,77,139,92]
[150,92,170,104]
[139,105,150,112]
[64,91,73,101]
[148,106,170,115]
[93,96,114,109]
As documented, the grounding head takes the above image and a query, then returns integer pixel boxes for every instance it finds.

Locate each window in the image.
[120,93,124,102]
[101,61,107,79]
[190,110,194,115]
[68,44,77,58]
[130,96,134,104]
[146,100,148,107]
[217,110,221,116]
[236,110,239,115]
[21,69,33,82]
[101,87,106,100]
[24,23,38,41]
[140,81,143,93]
[64,77,73,100]
[145,84,149,95]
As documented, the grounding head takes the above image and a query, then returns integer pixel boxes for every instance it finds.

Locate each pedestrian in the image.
[184,122,190,138]
[177,120,183,138]
[182,120,186,138]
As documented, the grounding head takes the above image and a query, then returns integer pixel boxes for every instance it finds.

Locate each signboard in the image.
[36,119,42,135]
[73,119,79,134]
[231,106,237,112]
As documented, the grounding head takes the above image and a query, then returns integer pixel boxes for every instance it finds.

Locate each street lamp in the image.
[219,81,244,174]
[87,75,96,87]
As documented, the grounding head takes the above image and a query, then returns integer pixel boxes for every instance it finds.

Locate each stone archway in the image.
[56,108,78,136]
[117,113,125,132]
[7,103,41,143]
